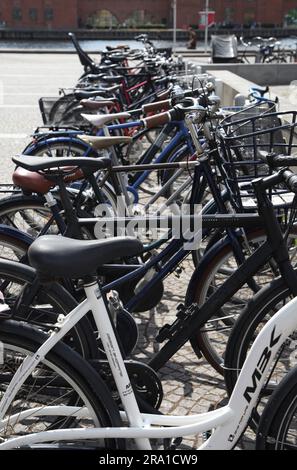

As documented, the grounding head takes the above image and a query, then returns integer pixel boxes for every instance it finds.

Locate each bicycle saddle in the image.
[81,112,131,128]
[108,54,129,63]
[80,99,115,110]
[79,135,132,149]
[12,155,111,172]
[13,166,85,195]
[28,235,143,281]
[96,63,118,72]
[74,86,121,100]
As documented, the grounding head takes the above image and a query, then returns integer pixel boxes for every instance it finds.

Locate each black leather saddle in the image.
[74,86,121,100]
[28,235,143,280]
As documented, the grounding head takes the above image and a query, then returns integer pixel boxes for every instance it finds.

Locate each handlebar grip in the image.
[142,100,171,115]
[251,85,269,97]
[282,170,297,193]
[267,154,297,168]
[157,89,170,100]
[142,111,171,129]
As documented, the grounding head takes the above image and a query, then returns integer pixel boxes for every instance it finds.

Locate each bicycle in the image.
[1,166,297,449]
[6,101,297,372]
[6,146,297,376]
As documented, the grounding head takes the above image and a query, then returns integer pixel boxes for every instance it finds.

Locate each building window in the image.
[44,8,54,21]
[12,7,22,21]
[225,7,235,23]
[86,10,118,28]
[244,9,256,24]
[29,8,38,22]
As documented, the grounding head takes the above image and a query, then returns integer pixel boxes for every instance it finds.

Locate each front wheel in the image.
[256,365,297,449]
[224,273,297,401]
[186,227,297,375]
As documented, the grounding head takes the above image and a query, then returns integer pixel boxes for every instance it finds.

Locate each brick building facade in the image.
[0,0,296,30]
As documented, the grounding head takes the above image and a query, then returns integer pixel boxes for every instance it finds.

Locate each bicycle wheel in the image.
[186,227,297,375]
[0,259,99,359]
[0,320,123,449]
[0,193,105,241]
[0,227,29,261]
[48,93,76,124]
[224,272,297,398]
[256,366,297,450]
[25,138,99,159]
[125,127,163,165]
[0,194,59,239]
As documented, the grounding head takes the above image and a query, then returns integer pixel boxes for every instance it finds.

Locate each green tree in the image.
[287,9,297,24]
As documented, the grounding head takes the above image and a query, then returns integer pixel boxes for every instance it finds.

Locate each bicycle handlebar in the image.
[282,169,297,193]
[142,100,171,115]
[142,99,208,128]
[257,153,297,193]
[142,110,174,128]
[265,154,297,168]
[250,85,270,97]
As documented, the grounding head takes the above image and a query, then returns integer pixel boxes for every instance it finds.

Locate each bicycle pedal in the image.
[156,324,171,342]
[202,431,212,441]
[169,437,183,449]
[174,266,184,278]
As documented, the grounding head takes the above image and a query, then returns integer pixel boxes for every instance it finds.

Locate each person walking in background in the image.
[187,26,197,49]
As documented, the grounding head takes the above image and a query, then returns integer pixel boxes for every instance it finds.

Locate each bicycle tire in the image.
[256,365,297,449]
[0,226,30,261]
[0,258,99,359]
[0,191,117,241]
[186,226,297,375]
[24,137,99,159]
[0,194,58,238]
[0,319,123,449]
[224,272,297,396]
[48,93,77,124]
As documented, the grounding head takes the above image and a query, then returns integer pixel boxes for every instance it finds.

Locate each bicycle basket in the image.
[39,95,77,126]
[39,97,59,125]
[222,100,276,117]
[218,110,297,211]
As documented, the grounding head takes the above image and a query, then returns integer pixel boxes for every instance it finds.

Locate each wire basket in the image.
[218,110,297,211]
[176,73,211,89]
[222,100,276,117]
[39,95,79,126]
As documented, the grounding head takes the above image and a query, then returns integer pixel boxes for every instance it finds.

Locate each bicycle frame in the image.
[17,146,262,313]
[1,280,296,450]
[24,121,193,206]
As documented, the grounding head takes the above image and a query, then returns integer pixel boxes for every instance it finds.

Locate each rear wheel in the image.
[25,139,99,159]
[0,320,123,449]
[0,259,99,359]
[0,195,59,239]
[0,229,29,261]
